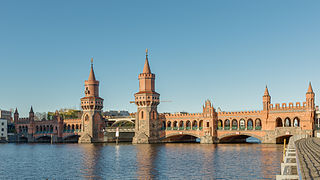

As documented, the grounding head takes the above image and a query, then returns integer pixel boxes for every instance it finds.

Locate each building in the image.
[0,119,8,142]
[0,110,12,122]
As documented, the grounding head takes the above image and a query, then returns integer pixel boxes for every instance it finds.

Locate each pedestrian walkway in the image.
[295,138,320,180]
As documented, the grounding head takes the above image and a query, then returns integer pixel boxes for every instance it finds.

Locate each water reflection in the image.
[0,143,282,179]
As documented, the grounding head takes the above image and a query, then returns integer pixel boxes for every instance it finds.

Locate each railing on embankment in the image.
[276,134,309,180]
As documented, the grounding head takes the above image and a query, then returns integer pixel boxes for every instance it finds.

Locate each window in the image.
[1,128,3,131]
[1,122,3,126]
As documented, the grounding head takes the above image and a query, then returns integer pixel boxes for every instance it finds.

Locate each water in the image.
[0,143,282,180]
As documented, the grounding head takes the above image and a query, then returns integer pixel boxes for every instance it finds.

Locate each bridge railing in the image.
[165,127,203,131]
[218,126,262,131]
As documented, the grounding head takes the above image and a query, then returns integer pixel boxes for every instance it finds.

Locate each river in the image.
[0,143,282,179]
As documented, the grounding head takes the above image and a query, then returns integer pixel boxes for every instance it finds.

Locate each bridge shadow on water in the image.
[219,135,262,144]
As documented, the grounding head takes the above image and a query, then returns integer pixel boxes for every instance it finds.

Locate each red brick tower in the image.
[79,58,105,143]
[132,49,161,144]
[305,82,315,130]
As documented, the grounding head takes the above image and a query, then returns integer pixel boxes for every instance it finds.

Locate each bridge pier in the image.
[200,135,215,144]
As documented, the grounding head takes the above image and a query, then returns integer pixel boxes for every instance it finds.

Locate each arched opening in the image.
[284,118,291,127]
[186,121,191,130]
[239,119,245,130]
[36,126,39,133]
[224,119,230,130]
[232,119,238,130]
[276,135,292,144]
[63,135,79,143]
[18,136,28,143]
[219,135,261,143]
[192,120,198,130]
[217,120,223,130]
[71,124,75,132]
[67,125,71,132]
[50,125,53,132]
[199,120,203,130]
[167,121,172,130]
[63,124,67,132]
[36,136,51,143]
[140,110,144,120]
[76,124,79,131]
[276,118,283,127]
[173,121,178,130]
[163,134,199,143]
[161,121,166,130]
[293,117,300,127]
[255,119,262,130]
[179,121,184,130]
[247,119,253,130]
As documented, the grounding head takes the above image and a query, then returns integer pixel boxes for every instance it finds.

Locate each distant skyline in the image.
[1,0,320,116]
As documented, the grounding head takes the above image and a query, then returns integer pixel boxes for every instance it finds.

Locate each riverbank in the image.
[276,135,320,180]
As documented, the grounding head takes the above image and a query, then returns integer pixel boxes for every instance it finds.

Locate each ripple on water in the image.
[0,143,282,180]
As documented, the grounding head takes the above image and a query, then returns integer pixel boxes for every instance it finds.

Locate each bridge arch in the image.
[36,135,51,143]
[111,120,135,127]
[63,134,79,143]
[218,132,263,143]
[161,132,201,143]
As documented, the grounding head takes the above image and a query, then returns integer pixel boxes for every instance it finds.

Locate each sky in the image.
[1,0,320,116]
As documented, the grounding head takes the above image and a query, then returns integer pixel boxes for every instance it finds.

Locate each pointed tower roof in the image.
[14,108,18,114]
[307,82,314,93]
[88,58,96,81]
[143,49,151,74]
[264,86,270,96]
[30,106,34,113]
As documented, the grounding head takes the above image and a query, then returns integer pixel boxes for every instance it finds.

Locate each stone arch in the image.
[173,121,178,130]
[162,121,166,130]
[284,117,291,127]
[179,121,184,130]
[255,119,262,130]
[199,120,203,130]
[218,132,263,143]
[167,121,172,130]
[111,120,135,128]
[247,119,253,130]
[186,120,191,130]
[276,118,283,127]
[232,119,238,130]
[293,117,300,127]
[224,119,230,130]
[239,119,245,130]
[163,132,201,140]
[192,120,198,130]
[217,119,223,130]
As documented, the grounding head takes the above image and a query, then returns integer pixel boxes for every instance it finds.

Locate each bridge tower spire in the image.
[263,86,271,111]
[79,58,105,143]
[306,82,315,109]
[132,49,161,144]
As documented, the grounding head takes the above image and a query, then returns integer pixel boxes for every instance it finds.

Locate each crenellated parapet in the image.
[269,102,307,110]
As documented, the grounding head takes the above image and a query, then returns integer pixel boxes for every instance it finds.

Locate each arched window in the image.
[224,119,230,130]
[167,121,172,130]
[162,121,166,130]
[247,119,253,130]
[276,118,283,127]
[192,120,198,130]
[36,126,39,133]
[173,121,178,130]
[239,119,245,130]
[186,121,191,130]
[140,111,144,120]
[255,119,262,130]
[232,119,238,130]
[199,120,203,130]
[217,120,223,130]
[179,121,184,130]
[284,117,291,127]
[72,124,75,132]
[293,117,300,127]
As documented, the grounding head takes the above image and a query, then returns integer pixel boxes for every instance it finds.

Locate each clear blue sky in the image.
[1,0,320,116]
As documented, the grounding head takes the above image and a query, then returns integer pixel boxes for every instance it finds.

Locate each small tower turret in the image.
[263,86,271,111]
[29,106,34,121]
[14,108,19,122]
[306,82,315,109]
